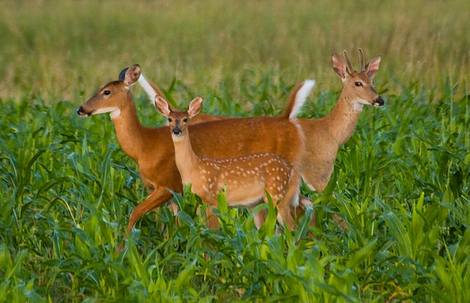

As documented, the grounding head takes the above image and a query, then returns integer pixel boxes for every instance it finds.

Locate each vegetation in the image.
[0,0,468,302]
[0,0,468,100]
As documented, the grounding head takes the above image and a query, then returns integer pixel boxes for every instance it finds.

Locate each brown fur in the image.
[78,51,382,234]
[157,97,299,230]
[297,51,383,191]
[78,80,304,235]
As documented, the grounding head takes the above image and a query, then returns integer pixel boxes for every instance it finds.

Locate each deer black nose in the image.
[77,106,90,116]
[172,128,182,136]
[373,96,385,107]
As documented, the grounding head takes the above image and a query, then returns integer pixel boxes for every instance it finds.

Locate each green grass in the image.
[1,0,469,301]
[0,80,469,301]
[0,0,469,99]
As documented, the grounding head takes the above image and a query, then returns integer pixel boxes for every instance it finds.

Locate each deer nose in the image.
[373,96,384,107]
[172,127,182,136]
[77,106,91,116]
[77,106,85,115]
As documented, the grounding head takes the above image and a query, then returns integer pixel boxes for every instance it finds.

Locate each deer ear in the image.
[331,54,348,79]
[155,96,171,117]
[118,67,128,81]
[122,64,141,87]
[366,56,381,79]
[188,97,203,118]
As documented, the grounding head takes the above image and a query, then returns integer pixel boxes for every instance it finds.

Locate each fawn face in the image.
[332,49,384,108]
[77,64,141,118]
[155,96,203,141]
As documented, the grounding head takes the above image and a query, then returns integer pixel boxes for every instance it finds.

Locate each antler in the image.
[358,48,366,71]
[343,50,354,74]
[344,49,367,72]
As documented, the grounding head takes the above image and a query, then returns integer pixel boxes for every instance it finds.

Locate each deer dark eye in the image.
[168,118,172,122]
[183,118,188,123]
[103,90,111,95]
[354,81,363,87]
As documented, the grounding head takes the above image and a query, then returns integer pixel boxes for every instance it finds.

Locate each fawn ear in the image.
[122,64,141,87]
[331,54,348,79]
[188,97,203,118]
[365,56,381,79]
[155,96,171,117]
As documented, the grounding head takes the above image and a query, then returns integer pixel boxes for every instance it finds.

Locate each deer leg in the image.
[126,186,173,236]
[291,196,317,228]
[205,204,220,229]
[262,190,296,231]
[167,201,179,216]
[264,175,295,230]
[252,207,266,229]
[277,201,296,231]
[276,174,301,231]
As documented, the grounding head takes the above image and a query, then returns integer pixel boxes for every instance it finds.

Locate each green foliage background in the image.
[0,0,469,301]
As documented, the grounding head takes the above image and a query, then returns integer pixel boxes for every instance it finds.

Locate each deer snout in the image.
[172,127,182,136]
[373,96,384,107]
[76,106,91,117]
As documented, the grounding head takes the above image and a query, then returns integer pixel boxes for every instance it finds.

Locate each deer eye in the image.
[182,118,188,123]
[103,90,111,95]
[354,81,363,87]
[168,118,173,122]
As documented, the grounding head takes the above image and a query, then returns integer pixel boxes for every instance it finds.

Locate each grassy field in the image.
[0,0,469,100]
[1,0,469,302]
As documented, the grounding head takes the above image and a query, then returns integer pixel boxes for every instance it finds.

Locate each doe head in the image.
[76,64,142,118]
[331,49,384,107]
[155,96,203,140]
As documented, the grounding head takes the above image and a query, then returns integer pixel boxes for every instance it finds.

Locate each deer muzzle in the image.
[172,127,182,136]
[373,96,384,107]
[76,106,91,117]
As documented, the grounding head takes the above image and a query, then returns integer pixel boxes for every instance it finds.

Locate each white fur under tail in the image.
[138,74,157,103]
[289,80,316,119]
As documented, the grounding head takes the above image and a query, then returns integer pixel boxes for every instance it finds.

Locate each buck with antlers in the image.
[296,49,383,193]
[155,96,300,230]
[77,65,314,235]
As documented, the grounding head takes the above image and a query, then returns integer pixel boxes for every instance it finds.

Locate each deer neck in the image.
[324,91,363,145]
[110,94,144,160]
[172,130,200,183]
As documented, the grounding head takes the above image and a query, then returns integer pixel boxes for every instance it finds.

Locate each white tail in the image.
[138,74,158,103]
[289,80,316,119]
[155,96,299,230]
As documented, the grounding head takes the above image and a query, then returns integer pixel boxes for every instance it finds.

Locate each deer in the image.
[294,49,384,193]
[135,49,384,230]
[77,64,315,235]
[155,96,300,230]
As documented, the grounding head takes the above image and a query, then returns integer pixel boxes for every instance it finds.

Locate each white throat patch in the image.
[352,99,369,112]
[171,134,185,142]
[110,109,121,119]
[91,107,121,118]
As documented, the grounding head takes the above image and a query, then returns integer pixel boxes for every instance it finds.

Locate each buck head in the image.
[76,64,142,118]
[332,49,384,109]
[155,96,203,142]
